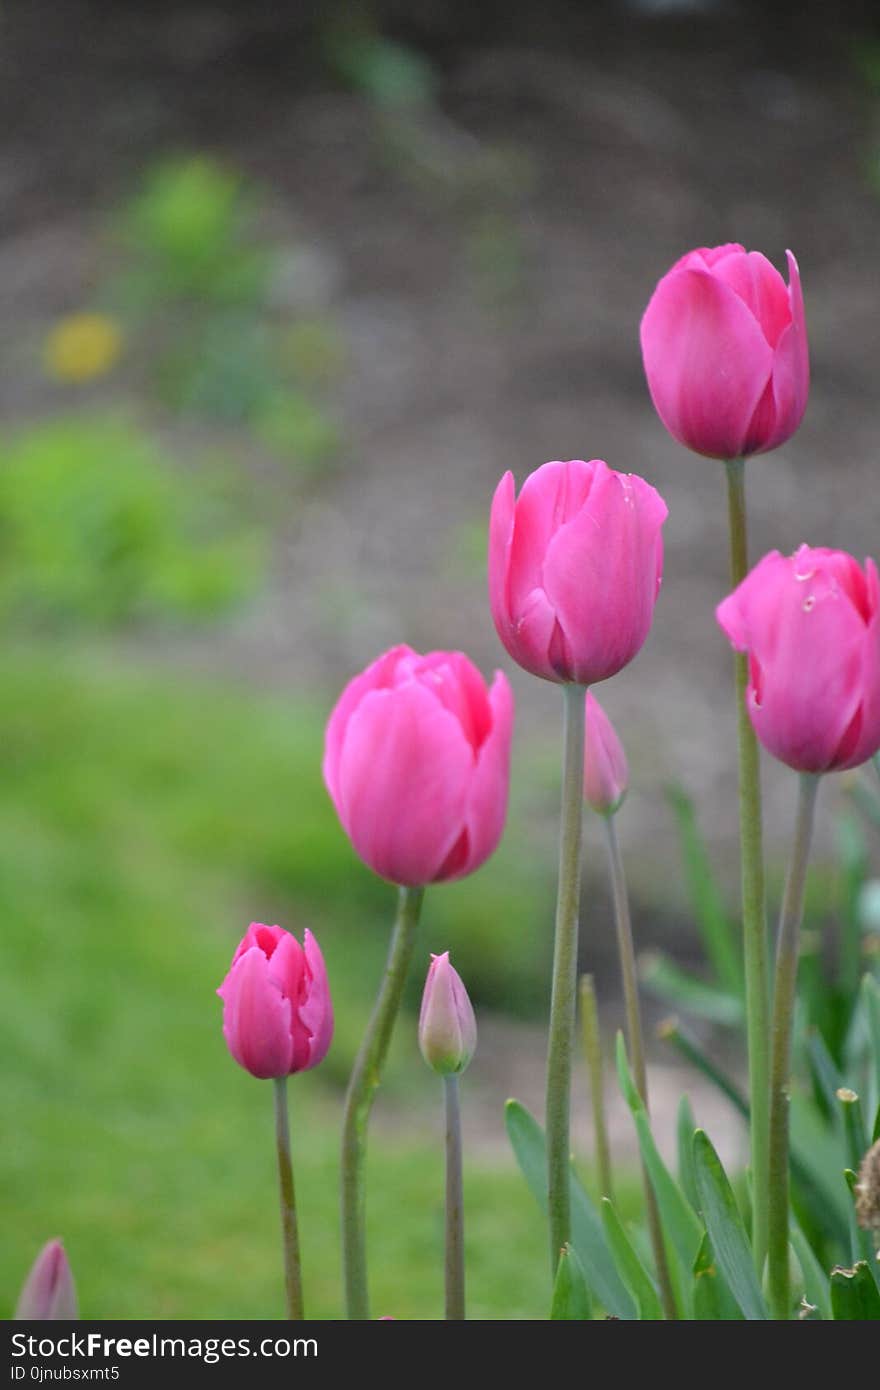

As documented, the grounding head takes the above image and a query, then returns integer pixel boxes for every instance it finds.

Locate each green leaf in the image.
[789,1218,831,1320]
[600,1199,663,1320]
[550,1244,592,1320]
[676,1095,699,1211]
[504,1099,635,1319]
[666,785,742,994]
[692,1231,744,1320]
[806,1028,844,1111]
[616,1035,702,1316]
[639,951,743,1026]
[830,1262,880,1319]
[692,1129,768,1320]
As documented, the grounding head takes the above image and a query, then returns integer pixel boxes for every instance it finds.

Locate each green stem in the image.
[545,682,587,1271]
[603,815,678,1321]
[579,974,613,1203]
[724,457,771,1274]
[341,884,425,1319]
[273,1077,304,1320]
[444,1074,465,1320]
[767,773,820,1320]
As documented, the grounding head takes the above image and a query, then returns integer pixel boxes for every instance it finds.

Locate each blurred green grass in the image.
[1,641,570,1318]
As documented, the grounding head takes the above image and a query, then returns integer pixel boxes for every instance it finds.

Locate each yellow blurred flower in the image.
[44,313,123,384]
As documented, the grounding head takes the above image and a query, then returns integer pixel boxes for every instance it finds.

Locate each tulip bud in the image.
[217,924,333,1080]
[640,243,809,459]
[15,1240,78,1320]
[717,545,880,773]
[323,646,513,887]
[583,692,628,816]
[488,459,667,686]
[418,953,477,1076]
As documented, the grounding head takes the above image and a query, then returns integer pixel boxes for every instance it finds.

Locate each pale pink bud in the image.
[488,459,667,685]
[583,692,628,816]
[323,646,513,887]
[418,952,477,1075]
[717,545,880,773]
[217,924,333,1080]
[15,1240,78,1320]
[640,244,809,459]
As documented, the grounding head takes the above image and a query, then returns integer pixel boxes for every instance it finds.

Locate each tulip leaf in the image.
[692,1231,743,1320]
[639,951,743,1026]
[599,1199,663,1320]
[692,1128,768,1320]
[676,1094,699,1212]
[550,1244,592,1320]
[504,1098,635,1319]
[830,1262,880,1319]
[789,1218,831,1320]
[616,1035,701,1317]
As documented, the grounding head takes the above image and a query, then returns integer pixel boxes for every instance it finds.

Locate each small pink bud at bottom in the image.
[15,1240,78,1320]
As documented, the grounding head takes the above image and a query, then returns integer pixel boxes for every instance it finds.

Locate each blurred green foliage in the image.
[0,644,563,1316]
[0,415,262,629]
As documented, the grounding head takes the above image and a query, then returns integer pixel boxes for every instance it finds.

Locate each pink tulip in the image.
[488,459,667,685]
[583,692,628,816]
[418,952,477,1075]
[217,924,333,1080]
[323,646,513,887]
[15,1240,78,1320]
[640,244,809,459]
[717,545,880,773]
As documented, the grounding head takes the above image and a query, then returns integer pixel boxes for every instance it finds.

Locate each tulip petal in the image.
[640,265,775,458]
[759,250,809,454]
[415,650,493,753]
[506,460,597,619]
[335,681,473,885]
[300,929,334,1069]
[15,1240,78,1321]
[450,670,514,878]
[709,249,791,349]
[323,645,416,806]
[219,947,294,1079]
[542,466,667,685]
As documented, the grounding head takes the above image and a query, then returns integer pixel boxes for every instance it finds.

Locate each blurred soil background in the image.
[3,0,880,1317]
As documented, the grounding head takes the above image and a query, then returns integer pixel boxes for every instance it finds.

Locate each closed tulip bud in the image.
[15,1240,78,1320]
[640,243,809,460]
[583,692,628,816]
[217,924,333,1080]
[489,459,667,686]
[418,952,477,1076]
[717,545,880,774]
[323,646,513,887]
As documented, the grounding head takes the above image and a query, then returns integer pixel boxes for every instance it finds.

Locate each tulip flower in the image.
[488,459,667,686]
[418,952,476,1319]
[583,692,628,817]
[716,545,880,774]
[218,924,333,1320]
[640,243,809,460]
[323,645,513,888]
[419,952,477,1076]
[217,924,333,1081]
[15,1240,78,1320]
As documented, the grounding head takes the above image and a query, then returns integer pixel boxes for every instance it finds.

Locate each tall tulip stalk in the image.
[641,243,810,1276]
[489,458,666,1268]
[324,645,512,1318]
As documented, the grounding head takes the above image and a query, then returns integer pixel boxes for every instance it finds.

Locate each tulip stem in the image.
[546,681,587,1272]
[767,773,820,1320]
[579,974,614,1203]
[724,457,771,1275]
[273,1077,304,1321]
[444,1074,466,1320]
[341,883,425,1319]
[603,814,678,1320]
